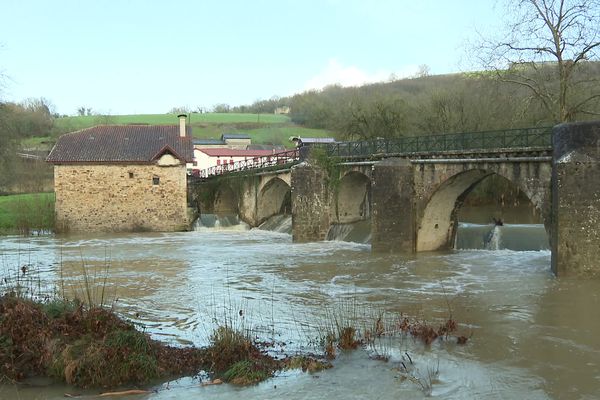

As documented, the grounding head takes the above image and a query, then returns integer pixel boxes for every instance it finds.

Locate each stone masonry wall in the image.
[54,164,189,232]
[371,158,416,253]
[552,121,600,277]
[291,163,330,242]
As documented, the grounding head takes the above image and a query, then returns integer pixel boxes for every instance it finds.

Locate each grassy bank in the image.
[0,193,55,234]
[0,295,207,387]
[0,293,331,388]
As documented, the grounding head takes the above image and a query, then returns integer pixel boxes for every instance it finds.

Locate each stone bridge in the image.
[189,121,600,277]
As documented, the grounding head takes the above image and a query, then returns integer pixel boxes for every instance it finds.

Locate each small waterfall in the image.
[456,223,549,251]
[258,215,292,234]
[193,214,250,231]
[326,220,372,244]
[483,225,502,250]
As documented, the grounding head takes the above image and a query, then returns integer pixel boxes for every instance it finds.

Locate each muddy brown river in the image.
[0,213,598,399]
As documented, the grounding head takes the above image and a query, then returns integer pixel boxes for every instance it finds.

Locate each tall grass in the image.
[0,193,55,235]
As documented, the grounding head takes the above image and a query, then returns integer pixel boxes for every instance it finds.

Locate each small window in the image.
[152,176,160,185]
[217,159,221,166]
[128,172,134,179]
[229,159,234,165]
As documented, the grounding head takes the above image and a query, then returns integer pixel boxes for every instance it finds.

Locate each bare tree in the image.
[477,0,600,122]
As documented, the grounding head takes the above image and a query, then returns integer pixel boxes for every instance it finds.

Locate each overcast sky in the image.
[0,0,500,115]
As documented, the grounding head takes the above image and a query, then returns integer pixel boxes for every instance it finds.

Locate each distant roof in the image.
[47,125,193,164]
[193,139,225,145]
[221,133,251,140]
[199,148,276,157]
[291,137,336,144]
[246,144,286,151]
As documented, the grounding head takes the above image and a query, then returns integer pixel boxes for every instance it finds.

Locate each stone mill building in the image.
[47,115,193,232]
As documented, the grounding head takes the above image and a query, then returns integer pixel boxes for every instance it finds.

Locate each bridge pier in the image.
[291,163,331,242]
[552,121,600,277]
[371,158,416,253]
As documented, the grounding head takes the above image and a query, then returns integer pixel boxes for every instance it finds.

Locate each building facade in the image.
[47,118,193,232]
[193,148,278,176]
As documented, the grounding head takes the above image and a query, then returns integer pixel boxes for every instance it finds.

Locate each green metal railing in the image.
[323,126,553,158]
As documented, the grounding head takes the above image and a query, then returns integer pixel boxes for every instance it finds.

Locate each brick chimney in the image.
[177,114,187,137]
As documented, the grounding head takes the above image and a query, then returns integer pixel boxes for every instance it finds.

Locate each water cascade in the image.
[326,220,372,244]
[456,223,548,251]
[193,214,250,231]
[257,214,292,234]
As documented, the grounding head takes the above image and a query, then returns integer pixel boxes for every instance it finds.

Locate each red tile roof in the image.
[46,125,193,164]
[198,148,277,157]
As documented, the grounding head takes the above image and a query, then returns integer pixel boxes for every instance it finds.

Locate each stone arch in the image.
[214,185,238,215]
[336,171,371,223]
[416,168,546,251]
[256,177,291,224]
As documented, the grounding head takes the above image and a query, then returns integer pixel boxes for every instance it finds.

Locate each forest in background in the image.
[235,61,600,140]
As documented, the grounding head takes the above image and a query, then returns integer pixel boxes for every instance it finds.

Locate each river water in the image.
[1,211,599,399]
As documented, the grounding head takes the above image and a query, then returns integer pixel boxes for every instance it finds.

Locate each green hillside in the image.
[54,112,291,130]
[45,113,334,147]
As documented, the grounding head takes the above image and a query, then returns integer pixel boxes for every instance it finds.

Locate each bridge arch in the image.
[336,171,371,223]
[213,185,238,215]
[416,168,548,252]
[256,177,291,224]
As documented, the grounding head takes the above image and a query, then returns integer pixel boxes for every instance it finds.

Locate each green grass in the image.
[244,126,333,144]
[0,192,55,234]
[47,112,335,147]
[20,136,56,148]
[44,113,333,147]
[54,113,291,132]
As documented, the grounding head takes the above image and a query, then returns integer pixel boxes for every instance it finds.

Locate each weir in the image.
[190,121,600,277]
[456,223,549,251]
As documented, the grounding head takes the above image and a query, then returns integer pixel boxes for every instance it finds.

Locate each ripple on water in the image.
[2,231,595,400]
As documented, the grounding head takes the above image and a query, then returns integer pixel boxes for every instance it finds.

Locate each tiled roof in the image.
[199,148,276,157]
[46,125,193,164]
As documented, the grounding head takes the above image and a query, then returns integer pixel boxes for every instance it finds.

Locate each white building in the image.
[192,148,279,176]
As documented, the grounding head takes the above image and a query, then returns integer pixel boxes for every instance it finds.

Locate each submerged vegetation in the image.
[0,271,469,393]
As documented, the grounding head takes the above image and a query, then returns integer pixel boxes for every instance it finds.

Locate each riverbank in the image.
[0,295,206,387]
[0,193,54,235]
[0,287,468,392]
[0,293,337,389]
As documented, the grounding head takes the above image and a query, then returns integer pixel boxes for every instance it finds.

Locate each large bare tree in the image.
[478,0,600,122]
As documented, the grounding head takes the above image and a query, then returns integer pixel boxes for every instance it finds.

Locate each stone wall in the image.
[291,163,330,242]
[552,121,600,277]
[371,158,416,253]
[54,164,189,232]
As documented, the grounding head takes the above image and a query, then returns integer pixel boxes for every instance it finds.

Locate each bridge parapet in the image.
[324,127,552,160]
[197,149,300,178]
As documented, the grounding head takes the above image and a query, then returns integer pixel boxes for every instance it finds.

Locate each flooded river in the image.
[0,214,599,399]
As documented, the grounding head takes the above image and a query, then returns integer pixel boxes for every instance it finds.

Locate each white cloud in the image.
[304,59,420,91]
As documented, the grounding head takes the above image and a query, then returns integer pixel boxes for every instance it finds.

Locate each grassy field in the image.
[54,112,292,131]
[0,193,55,234]
[25,113,335,148]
